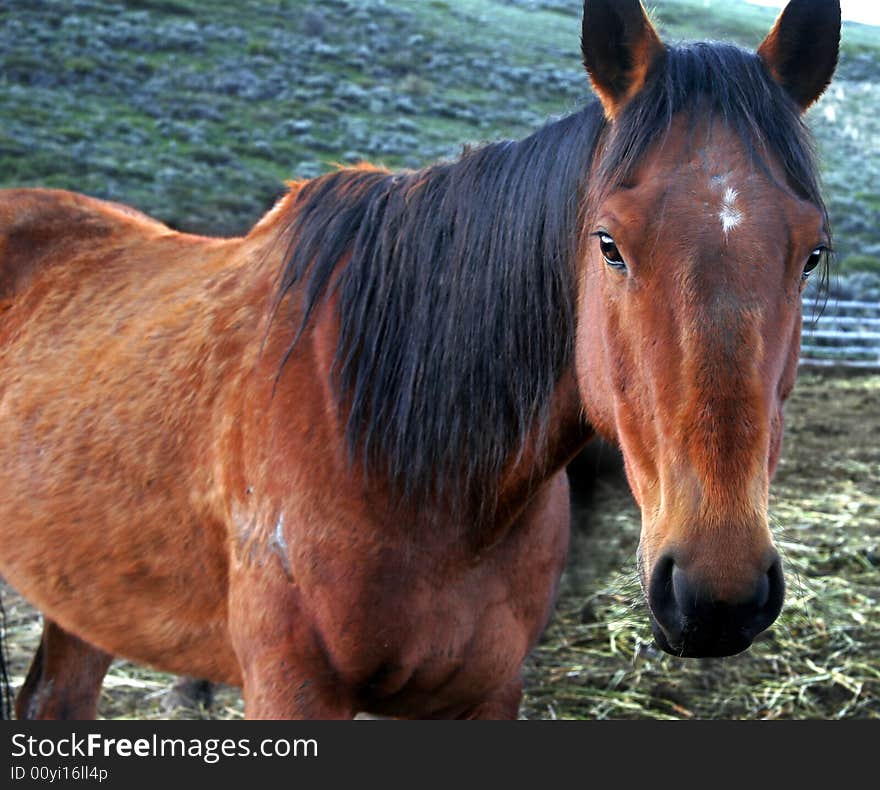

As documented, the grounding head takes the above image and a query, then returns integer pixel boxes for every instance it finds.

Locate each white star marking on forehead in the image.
[719,186,743,237]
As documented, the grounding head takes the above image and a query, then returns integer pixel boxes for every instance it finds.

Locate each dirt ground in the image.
[2,371,878,719]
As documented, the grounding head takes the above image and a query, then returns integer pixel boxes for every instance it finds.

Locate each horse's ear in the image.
[581,0,665,120]
[757,0,841,112]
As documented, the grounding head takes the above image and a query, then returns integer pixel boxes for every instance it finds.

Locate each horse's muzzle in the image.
[645,552,785,658]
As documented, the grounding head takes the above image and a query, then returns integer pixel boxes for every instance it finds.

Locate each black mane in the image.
[274,41,826,516]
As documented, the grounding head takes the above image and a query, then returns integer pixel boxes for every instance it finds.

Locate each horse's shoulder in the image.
[0,188,169,302]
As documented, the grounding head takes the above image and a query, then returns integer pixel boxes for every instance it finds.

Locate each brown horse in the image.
[0,0,839,719]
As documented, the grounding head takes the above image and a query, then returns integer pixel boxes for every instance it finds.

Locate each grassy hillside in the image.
[0,0,878,275]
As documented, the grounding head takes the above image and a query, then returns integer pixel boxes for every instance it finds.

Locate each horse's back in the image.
[0,188,171,305]
[0,188,265,682]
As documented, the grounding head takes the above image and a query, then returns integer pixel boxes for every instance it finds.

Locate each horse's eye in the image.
[802,246,826,280]
[597,232,626,271]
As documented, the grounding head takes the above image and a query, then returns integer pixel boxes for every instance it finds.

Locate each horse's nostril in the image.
[671,564,693,616]
[647,551,785,658]
[763,555,786,624]
[647,554,682,642]
[754,571,770,609]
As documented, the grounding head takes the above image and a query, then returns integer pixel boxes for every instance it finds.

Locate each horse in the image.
[0,0,840,719]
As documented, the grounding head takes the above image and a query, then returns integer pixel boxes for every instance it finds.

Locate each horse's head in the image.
[576,0,840,657]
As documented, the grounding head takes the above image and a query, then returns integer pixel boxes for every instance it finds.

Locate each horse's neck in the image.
[481,370,591,548]
[252,179,591,545]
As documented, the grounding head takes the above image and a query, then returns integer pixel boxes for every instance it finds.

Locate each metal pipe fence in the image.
[801,298,880,370]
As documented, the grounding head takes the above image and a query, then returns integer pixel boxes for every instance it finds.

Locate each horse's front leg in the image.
[228,567,354,720]
[455,678,523,720]
[241,662,353,720]
[15,619,112,720]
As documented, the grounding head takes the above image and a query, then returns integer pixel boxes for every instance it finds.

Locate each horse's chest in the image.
[361,570,532,712]
[311,502,569,717]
